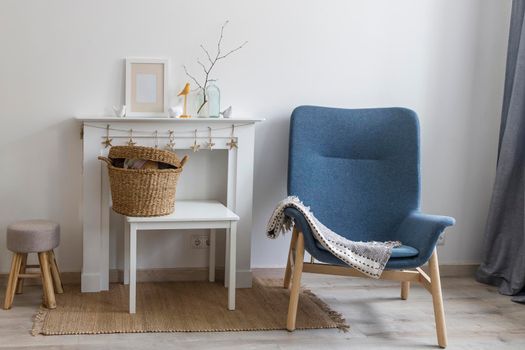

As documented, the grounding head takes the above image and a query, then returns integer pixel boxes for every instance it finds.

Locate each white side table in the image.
[123,200,240,313]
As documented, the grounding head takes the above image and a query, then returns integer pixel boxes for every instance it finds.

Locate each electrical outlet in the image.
[191,235,209,249]
[437,233,445,246]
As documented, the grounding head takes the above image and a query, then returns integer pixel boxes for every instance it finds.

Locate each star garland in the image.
[101,124,113,148]
[206,127,216,150]
[190,129,201,152]
[165,130,176,151]
[87,123,245,151]
[127,129,136,146]
[226,124,238,150]
[154,130,159,149]
[85,122,251,135]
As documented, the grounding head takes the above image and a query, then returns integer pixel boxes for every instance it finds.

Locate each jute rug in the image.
[32,278,348,335]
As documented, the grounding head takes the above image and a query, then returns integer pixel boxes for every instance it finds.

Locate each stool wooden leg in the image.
[48,250,63,294]
[38,252,56,309]
[15,253,28,294]
[4,253,23,310]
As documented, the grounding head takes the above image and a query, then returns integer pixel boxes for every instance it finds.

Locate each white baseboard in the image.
[80,272,102,292]
[421,264,479,278]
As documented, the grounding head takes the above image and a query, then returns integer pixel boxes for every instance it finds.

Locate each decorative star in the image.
[165,141,176,151]
[102,124,113,148]
[190,140,201,152]
[101,138,113,148]
[127,129,136,147]
[165,130,176,151]
[206,141,216,150]
[205,127,215,150]
[227,138,238,150]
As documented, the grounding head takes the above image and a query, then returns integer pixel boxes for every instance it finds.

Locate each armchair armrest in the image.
[395,212,455,265]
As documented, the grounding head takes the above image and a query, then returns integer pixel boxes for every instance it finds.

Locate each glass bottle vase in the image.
[206,82,220,118]
[194,89,209,118]
[195,82,220,118]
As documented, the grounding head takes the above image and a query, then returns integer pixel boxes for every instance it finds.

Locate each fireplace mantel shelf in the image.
[76,116,264,123]
[79,116,261,292]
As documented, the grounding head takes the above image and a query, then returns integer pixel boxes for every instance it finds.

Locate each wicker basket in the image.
[98,146,189,217]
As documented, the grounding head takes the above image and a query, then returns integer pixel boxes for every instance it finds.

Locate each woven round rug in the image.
[32,278,348,335]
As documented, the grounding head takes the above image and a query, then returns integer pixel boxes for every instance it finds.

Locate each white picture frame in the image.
[125,58,169,117]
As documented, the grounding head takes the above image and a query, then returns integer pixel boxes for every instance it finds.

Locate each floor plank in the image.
[0,270,524,349]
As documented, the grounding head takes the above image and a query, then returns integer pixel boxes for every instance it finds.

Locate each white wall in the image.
[0,0,511,273]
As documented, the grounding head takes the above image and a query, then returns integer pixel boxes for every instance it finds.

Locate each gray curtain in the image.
[476,0,525,303]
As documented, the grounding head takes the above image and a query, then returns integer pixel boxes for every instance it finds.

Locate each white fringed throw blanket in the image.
[266,196,400,278]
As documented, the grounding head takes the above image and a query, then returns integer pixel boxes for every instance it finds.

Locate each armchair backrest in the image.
[288,106,420,242]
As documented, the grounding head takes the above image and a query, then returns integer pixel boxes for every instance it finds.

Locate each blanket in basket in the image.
[266,196,400,278]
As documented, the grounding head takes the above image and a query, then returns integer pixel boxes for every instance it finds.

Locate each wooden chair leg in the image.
[283,226,299,289]
[38,252,56,309]
[15,253,28,294]
[286,232,304,331]
[401,281,410,300]
[48,250,64,294]
[429,249,447,348]
[4,253,23,310]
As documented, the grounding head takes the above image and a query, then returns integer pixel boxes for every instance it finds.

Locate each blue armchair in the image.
[283,106,455,348]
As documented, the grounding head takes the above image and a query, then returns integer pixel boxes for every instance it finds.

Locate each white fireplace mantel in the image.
[77,116,263,292]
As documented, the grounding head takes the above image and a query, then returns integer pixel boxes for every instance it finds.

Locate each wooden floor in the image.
[1,270,524,349]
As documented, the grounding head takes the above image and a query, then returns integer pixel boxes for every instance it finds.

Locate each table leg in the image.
[209,229,216,282]
[129,224,137,314]
[101,168,110,291]
[228,222,237,311]
[224,228,230,288]
[124,221,129,285]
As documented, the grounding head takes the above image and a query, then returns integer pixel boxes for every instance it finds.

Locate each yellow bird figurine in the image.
[178,83,190,96]
[178,83,191,118]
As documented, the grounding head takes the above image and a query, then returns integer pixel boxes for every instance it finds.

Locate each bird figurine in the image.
[220,106,232,118]
[169,105,183,118]
[112,105,126,118]
[178,83,191,118]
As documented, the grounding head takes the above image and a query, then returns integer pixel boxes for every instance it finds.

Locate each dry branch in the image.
[183,20,247,114]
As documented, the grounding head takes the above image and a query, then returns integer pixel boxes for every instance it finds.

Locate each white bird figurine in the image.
[169,105,184,118]
[112,105,126,118]
[220,106,232,118]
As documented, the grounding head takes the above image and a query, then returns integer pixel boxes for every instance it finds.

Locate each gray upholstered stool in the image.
[4,220,63,310]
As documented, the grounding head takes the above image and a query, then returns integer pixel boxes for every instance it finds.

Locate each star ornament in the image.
[102,124,113,148]
[206,141,216,150]
[165,141,176,152]
[101,138,113,148]
[227,138,238,150]
[127,129,136,147]
[190,140,201,152]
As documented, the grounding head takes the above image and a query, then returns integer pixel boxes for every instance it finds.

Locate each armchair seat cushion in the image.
[390,244,419,258]
[314,241,418,258]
